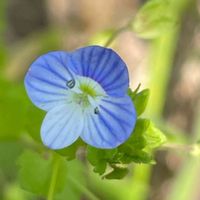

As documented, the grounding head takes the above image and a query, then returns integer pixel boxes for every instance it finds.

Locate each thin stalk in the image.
[47,153,61,200]
[147,28,179,118]
[104,17,134,47]
[104,25,130,47]
[147,0,194,118]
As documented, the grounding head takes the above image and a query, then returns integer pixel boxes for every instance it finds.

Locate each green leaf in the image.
[18,150,67,197]
[87,146,117,175]
[132,0,176,39]
[143,120,167,150]
[118,119,165,164]
[86,118,166,178]
[124,119,166,150]
[119,119,149,151]
[128,84,141,99]
[93,162,107,175]
[128,88,150,116]
[104,166,129,180]
[133,89,150,116]
[121,150,154,164]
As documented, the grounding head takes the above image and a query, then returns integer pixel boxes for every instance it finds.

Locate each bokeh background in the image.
[0,0,200,200]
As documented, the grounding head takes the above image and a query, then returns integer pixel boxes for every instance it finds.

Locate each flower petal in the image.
[80,95,136,148]
[68,46,129,97]
[41,103,84,149]
[24,51,75,111]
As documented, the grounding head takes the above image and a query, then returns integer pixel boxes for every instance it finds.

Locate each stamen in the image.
[66,79,75,88]
[94,107,99,114]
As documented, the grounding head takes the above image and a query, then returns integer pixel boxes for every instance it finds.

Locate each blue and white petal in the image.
[80,95,137,148]
[68,46,129,97]
[24,46,137,150]
[24,51,75,111]
[41,103,84,149]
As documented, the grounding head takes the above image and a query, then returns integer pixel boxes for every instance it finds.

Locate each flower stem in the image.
[104,17,134,47]
[47,152,99,200]
[47,152,60,200]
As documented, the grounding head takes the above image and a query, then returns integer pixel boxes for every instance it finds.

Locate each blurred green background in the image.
[0,0,200,200]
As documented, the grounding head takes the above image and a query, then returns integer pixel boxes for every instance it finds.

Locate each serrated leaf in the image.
[119,119,149,152]
[18,150,67,196]
[104,167,129,180]
[132,0,176,39]
[87,146,117,175]
[87,146,117,164]
[132,119,150,148]
[143,121,167,150]
[123,119,166,151]
[118,119,165,164]
[119,148,154,164]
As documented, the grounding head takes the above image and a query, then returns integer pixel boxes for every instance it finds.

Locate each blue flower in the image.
[24,45,137,149]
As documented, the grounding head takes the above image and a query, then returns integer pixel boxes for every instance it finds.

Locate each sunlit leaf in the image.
[143,120,167,150]
[132,0,176,39]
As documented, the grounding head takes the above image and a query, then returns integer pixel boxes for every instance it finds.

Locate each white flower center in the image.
[67,76,106,113]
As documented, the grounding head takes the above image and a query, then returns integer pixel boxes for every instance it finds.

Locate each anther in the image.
[94,107,99,115]
[66,79,75,89]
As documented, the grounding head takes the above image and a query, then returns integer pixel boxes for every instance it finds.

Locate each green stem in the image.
[104,25,129,47]
[104,17,134,47]
[68,176,100,200]
[147,28,179,118]
[47,152,99,200]
[47,152,61,200]
[147,0,194,118]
